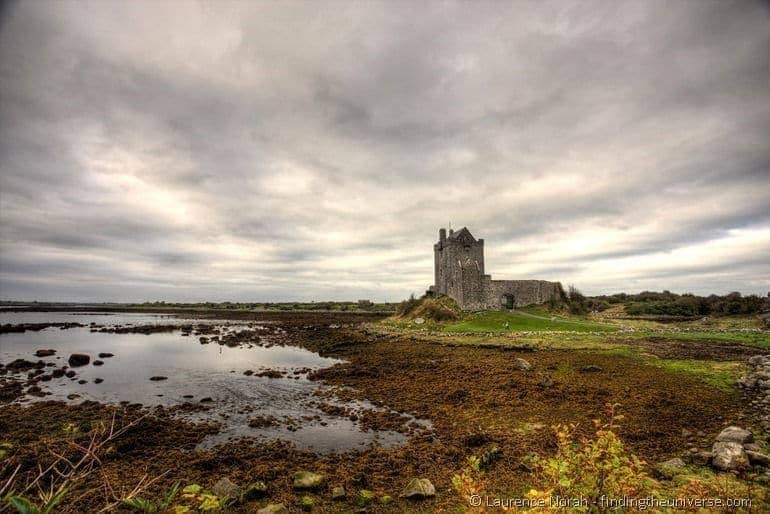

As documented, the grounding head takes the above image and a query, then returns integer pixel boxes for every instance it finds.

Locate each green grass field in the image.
[441,310,618,333]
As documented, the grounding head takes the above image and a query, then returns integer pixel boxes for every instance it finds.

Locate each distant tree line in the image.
[584,290,770,317]
[133,300,397,312]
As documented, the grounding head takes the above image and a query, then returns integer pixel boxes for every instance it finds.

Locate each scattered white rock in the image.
[413,317,425,325]
[712,441,748,471]
[257,504,288,514]
[513,358,532,371]
[211,477,240,500]
[293,471,324,489]
[716,426,753,444]
[400,478,435,499]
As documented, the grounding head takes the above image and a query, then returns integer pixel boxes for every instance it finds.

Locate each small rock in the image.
[293,471,324,490]
[331,486,346,500]
[746,450,770,467]
[200,397,213,403]
[98,353,114,358]
[579,365,602,372]
[34,349,56,357]
[300,495,314,511]
[655,458,686,479]
[691,450,712,466]
[78,379,87,384]
[744,443,762,452]
[400,478,435,499]
[257,504,288,514]
[93,360,104,366]
[413,317,425,325]
[65,370,76,378]
[94,378,103,384]
[538,373,554,388]
[149,376,168,381]
[513,358,532,371]
[242,481,268,500]
[479,445,502,469]
[212,477,240,500]
[716,426,753,444]
[68,354,90,367]
[712,441,748,471]
[356,489,375,507]
[243,370,254,376]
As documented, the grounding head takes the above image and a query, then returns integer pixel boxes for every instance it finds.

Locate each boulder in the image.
[746,450,770,467]
[712,441,748,471]
[744,443,762,452]
[513,358,532,371]
[400,478,435,499]
[293,471,324,490]
[257,504,288,514]
[716,426,753,444]
[68,354,90,367]
[212,477,240,500]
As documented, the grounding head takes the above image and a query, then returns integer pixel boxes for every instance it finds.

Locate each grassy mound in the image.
[395,295,461,322]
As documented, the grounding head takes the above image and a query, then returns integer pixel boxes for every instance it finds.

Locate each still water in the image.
[0,312,423,452]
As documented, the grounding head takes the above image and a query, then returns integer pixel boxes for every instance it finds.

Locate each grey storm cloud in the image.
[1,0,769,302]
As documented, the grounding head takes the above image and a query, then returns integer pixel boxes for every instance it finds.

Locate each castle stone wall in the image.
[483,279,563,309]
[431,227,563,311]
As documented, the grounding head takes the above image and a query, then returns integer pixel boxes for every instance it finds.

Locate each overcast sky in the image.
[1,0,769,303]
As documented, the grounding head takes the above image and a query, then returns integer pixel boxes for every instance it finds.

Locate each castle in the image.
[429,227,563,310]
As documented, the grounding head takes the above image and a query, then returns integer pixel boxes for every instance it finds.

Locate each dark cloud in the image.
[1,0,769,302]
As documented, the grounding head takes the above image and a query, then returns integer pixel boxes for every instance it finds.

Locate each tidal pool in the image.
[0,312,426,452]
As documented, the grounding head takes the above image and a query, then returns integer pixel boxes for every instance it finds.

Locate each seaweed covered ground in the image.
[1,310,768,512]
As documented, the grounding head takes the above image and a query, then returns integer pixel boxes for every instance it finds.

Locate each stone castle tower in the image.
[431,227,563,310]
